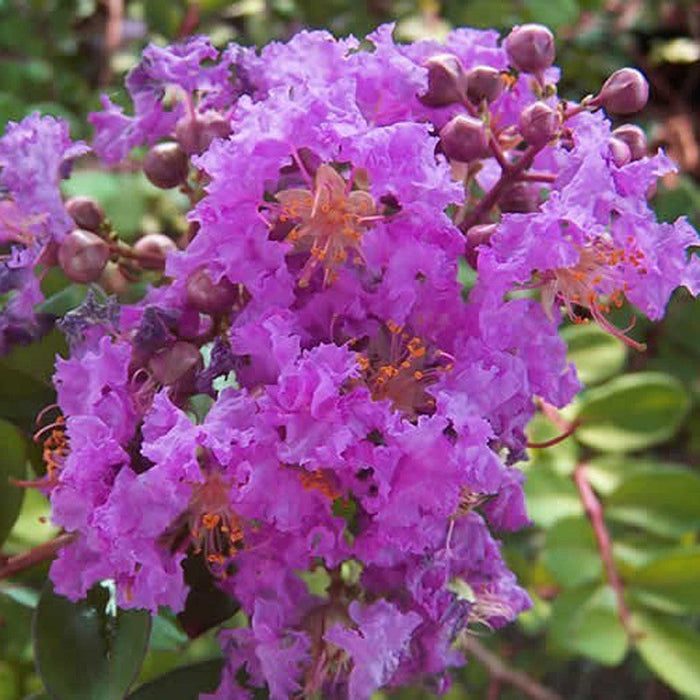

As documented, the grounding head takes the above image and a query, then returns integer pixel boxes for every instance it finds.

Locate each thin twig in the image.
[461,635,562,700]
[573,463,639,640]
[0,533,77,581]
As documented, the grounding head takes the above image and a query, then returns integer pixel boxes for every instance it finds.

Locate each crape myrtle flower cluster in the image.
[1,21,699,699]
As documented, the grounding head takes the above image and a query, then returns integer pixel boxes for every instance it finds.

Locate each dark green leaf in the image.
[33,580,151,700]
[522,463,582,527]
[562,324,627,386]
[575,372,691,452]
[128,659,223,700]
[544,516,602,588]
[634,610,700,698]
[0,419,27,546]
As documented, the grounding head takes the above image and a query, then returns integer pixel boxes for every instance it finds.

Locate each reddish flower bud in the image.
[65,196,105,233]
[612,124,647,161]
[149,341,202,386]
[465,224,497,269]
[186,268,239,314]
[440,115,489,163]
[143,142,189,189]
[505,24,555,74]
[518,101,560,146]
[592,68,649,114]
[175,112,232,155]
[133,233,177,270]
[608,137,632,167]
[58,229,110,283]
[419,54,466,107]
[465,66,503,104]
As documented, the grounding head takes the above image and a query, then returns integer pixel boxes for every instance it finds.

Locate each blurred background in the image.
[1,1,700,698]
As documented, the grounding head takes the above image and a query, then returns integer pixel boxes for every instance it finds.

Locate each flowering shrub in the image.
[1,21,698,699]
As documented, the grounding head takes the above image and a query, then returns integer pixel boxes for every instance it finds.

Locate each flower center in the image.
[539,241,647,350]
[353,322,453,419]
[274,164,376,287]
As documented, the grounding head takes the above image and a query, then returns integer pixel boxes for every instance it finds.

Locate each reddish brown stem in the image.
[573,463,637,639]
[527,420,580,448]
[461,636,562,700]
[0,533,77,581]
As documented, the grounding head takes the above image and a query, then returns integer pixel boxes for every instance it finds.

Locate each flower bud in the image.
[419,54,466,107]
[175,112,232,155]
[465,224,497,269]
[608,137,632,168]
[58,229,110,283]
[133,233,177,270]
[499,181,540,213]
[518,101,560,146]
[186,268,239,314]
[592,68,649,114]
[65,196,105,233]
[505,24,555,74]
[465,66,504,104]
[143,142,189,189]
[612,124,647,161]
[149,341,202,386]
[440,115,489,163]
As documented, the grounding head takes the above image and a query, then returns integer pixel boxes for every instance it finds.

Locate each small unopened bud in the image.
[420,54,466,107]
[518,101,561,146]
[500,181,540,213]
[58,229,110,283]
[505,24,555,74]
[466,67,503,105]
[143,142,189,189]
[465,224,497,269]
[440,115,489,163]
[65,196,105,232]
[175,112,232,155]
[186,268,239,314]
[612,124,647,161]
[149,341,202,386]
[133,234,177,270]
[608,137,632,167]
[592,68,649,114]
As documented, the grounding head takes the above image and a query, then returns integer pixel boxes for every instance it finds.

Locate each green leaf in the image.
[634,610,700,699]
[150,611,188,651]
[629,548,700,613]
[524,0,579,29]
[526,412,579,476]
[562,324,627,386]
[128,659,223,699]
[548,584,628,665]
[606,469,700,537]
[33,580,151,700]
[544,516,602,588]
[522,463,582,527]
[0,419,27,547]
[574,372,691,452]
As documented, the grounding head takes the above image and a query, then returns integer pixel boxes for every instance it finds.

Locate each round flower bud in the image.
[518,101,560,146]
[612,124,647,161]
[186,268,239,314]
[133,233,177,270]
[149,341,202,386]
[143,142,189,189]
[608,137,632,168]
[593,68,649,114]
[175,112,232,155]
[465,223,497,269]
[58,229,110,283]
[465,66,503,104]
[419,54,466,107]
[500,181,540,213]
[505,24,555,74]
[440,115,489,163]
[65,196,105,232]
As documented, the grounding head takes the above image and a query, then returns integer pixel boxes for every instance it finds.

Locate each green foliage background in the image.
[1,1,699,698]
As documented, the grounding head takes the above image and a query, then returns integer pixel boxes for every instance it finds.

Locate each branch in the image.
[0,533,77,581]
[573,463,638,639]
[461,635,562,700]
